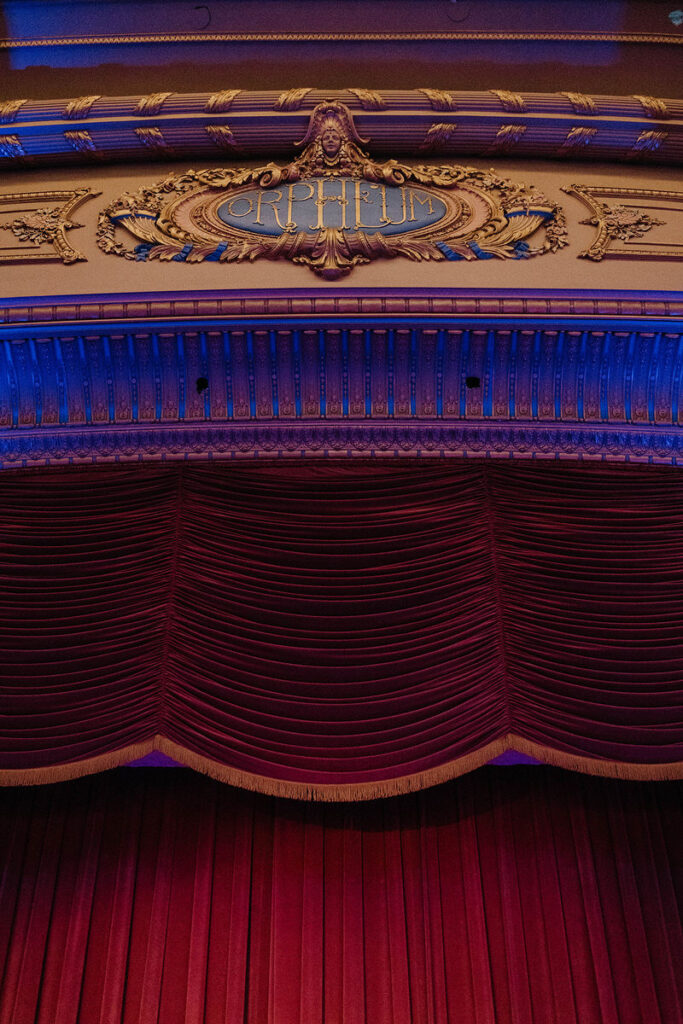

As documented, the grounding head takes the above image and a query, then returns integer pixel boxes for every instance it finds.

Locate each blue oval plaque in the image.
[217,178,448,237]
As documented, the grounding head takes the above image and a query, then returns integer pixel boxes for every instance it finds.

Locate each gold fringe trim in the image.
[0,739,156,787]
[153,736,512,802]
[1,734,682,797]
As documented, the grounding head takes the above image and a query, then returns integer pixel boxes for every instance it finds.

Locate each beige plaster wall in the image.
[1,158,682,302]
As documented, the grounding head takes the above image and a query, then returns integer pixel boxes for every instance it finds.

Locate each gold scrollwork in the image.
[562,183,682,261]
[98,100,567,279]
[0,187,99,264]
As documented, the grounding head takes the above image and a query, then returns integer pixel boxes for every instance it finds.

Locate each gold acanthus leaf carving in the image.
[64,129,97,153]
[633,95,670,119]
[490,89,526,112]
[134,126,171,151]
[63,95,101,119]
[98,100,568,279]
[631,130,668,154]
[420,123,458,150]
[205,90,241,113]
[0,99,27,123]
[347,89,386,110]
[135,92,173,116]
[488,124,527,151]
[274,88,313,111]
[560,92,597,115]
[418,89,456,111]
[558,126,597,152]
[205,125,240,149]
[0,134,26,159]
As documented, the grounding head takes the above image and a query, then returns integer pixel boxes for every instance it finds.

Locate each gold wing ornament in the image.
[98,101,567,278]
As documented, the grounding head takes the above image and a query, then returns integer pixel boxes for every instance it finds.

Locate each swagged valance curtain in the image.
[1,460,682,798]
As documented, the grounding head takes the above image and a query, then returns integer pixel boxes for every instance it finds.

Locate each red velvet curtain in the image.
[1,460,683,794]
[0,769,681,1024]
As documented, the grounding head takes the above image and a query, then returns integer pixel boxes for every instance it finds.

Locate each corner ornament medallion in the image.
[98,101,567,279]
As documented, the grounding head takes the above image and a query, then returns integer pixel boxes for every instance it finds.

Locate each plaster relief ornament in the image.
[98,100,568,279]
[0,187,99,264]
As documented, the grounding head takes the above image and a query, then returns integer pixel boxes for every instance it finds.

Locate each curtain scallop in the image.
[1,461,683,796]
[0,769,681,1024]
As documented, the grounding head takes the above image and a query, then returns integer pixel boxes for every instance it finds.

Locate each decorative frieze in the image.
[0,188,99,264]
[1,319,682,466]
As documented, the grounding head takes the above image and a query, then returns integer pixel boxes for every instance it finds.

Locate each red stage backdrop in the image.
[1,460,683,795]
[0,769,681,1024]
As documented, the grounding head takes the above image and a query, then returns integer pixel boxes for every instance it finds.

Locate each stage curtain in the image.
[0,769,681,1024]
[1,461,683,795]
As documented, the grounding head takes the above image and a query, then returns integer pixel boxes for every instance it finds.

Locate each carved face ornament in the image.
[321,124,342,160]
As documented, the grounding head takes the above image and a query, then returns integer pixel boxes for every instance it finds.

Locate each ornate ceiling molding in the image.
[1,90,680,169]
[1,293,682,468]
[2,31,682,49]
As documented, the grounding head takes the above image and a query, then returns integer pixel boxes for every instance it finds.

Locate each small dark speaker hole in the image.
[196,376,209,394]
[465,376,481,389]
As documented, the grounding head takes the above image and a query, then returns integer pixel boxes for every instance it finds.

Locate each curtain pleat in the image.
[2,461,683,795]
[0,769,681,1024]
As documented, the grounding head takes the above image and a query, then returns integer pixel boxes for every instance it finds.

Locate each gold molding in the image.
[0,98,27,123]
[205,89,241,113]
[135,91,173,116]
[1,31,681,48]
[0,187,99,264]
[274,88,313,111]
[562,183,683,261]
[347,88,386,110]
[98,100,567,279]
[490,89,527,112]
[63,95,101,119]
